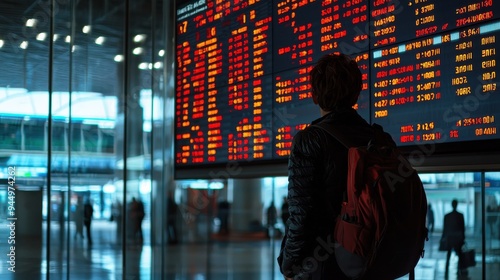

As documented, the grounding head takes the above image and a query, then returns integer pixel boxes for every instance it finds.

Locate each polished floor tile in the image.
[0,220,498,279]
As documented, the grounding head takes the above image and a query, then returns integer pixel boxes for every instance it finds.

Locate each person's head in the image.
[309,53,362,112]
[451,199,458,210]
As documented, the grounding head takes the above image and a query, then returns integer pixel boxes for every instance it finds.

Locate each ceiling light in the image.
[53,34,59,41]
[82,25,91,34]
[114,55,124,62]
[65,35,71,43]
[95,36,105,45]
[158,50,165,57]
[154,62,163,69]
[0,40,4,48]
[36,32,47,41]
[138,62,150,70]
[26,19,37,27]
[133,47,144,55]
[20,41,28,49]
[133,34,146,43]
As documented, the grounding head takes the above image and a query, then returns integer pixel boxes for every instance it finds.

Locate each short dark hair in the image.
[309,53,362,110]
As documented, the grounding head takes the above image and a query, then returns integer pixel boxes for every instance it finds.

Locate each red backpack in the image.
[315,123,428,280]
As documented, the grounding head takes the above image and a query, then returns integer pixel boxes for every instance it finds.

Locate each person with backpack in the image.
[277,53,375,279]
[277,53,427,280]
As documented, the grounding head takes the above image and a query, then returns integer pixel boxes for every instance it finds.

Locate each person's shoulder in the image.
[292,125,322,143]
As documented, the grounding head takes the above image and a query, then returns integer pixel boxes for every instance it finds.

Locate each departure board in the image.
[371,22,499,146]
[175,0,499,174]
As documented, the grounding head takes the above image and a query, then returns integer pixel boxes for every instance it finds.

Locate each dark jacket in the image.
[442,210,465,249]
[278,107,380,280]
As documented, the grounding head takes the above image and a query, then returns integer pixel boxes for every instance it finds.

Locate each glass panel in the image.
[420,172,480,279]
[49,1,72,278]
[0,1,172,279]
[122,1,156,279]
[485,172,500,280]
[0,0,53,279]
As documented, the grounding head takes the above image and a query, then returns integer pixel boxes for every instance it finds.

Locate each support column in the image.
[230,178,263,233]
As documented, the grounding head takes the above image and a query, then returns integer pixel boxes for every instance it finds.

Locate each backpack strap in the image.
[409,269,415,280]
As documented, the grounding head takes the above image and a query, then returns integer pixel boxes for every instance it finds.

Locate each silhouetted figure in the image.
[74,196,84,239]
[83,199,94,244]
[127,197,145,244]
[442,199,466,277]
[266,201,278,238]
[136,199,145,243]
[486,205,497,238]
[217,200,230,234]
[128,198,138,242]
[167,194,179,244]
[112,199,123,243]
[427,204,435,234]
[278,53,396,279]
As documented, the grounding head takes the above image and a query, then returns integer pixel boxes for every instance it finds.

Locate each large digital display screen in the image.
[174,0,499,176]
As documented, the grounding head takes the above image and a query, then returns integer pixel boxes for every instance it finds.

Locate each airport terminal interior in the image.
[1,0,500,279]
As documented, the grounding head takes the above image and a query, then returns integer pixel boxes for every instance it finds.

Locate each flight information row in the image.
[177,0,498,75]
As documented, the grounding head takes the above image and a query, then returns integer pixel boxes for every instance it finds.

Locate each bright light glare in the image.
[134,34,146,42]
[133,47,144,55]
[95,36,105,45]
[82,25,91,34]
[20,41,28,49]
[114,54,124,62]
[36,32,47,41]
[26,19,37,27]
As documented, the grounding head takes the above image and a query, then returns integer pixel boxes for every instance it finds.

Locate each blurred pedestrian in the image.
[83,198,94,245]
[442,199,466,277]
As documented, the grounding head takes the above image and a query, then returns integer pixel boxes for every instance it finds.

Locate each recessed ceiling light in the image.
[114,54,124,62]
[26,19,37,27]
[20,41,28,49]
[133,47,144,55]
[158,50,165,57]
[36,32,47,41]
[138,62,149,70]
[82,25,91,34]
[154,62,163,69]
[134,34,146,43]
[95,36,105,45]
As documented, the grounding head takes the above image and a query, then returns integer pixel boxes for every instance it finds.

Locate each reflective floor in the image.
[0,220,498,280]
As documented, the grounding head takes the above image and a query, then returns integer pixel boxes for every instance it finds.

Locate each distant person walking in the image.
[167,193,179,244]
[266,201,277,238]
[136,199,145,243]
[112,199,123,243]
[74,196,84,239]
[442,199,466,277]
[217,200,230,234]
[83,198,94,245]
[128,197,145,244]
